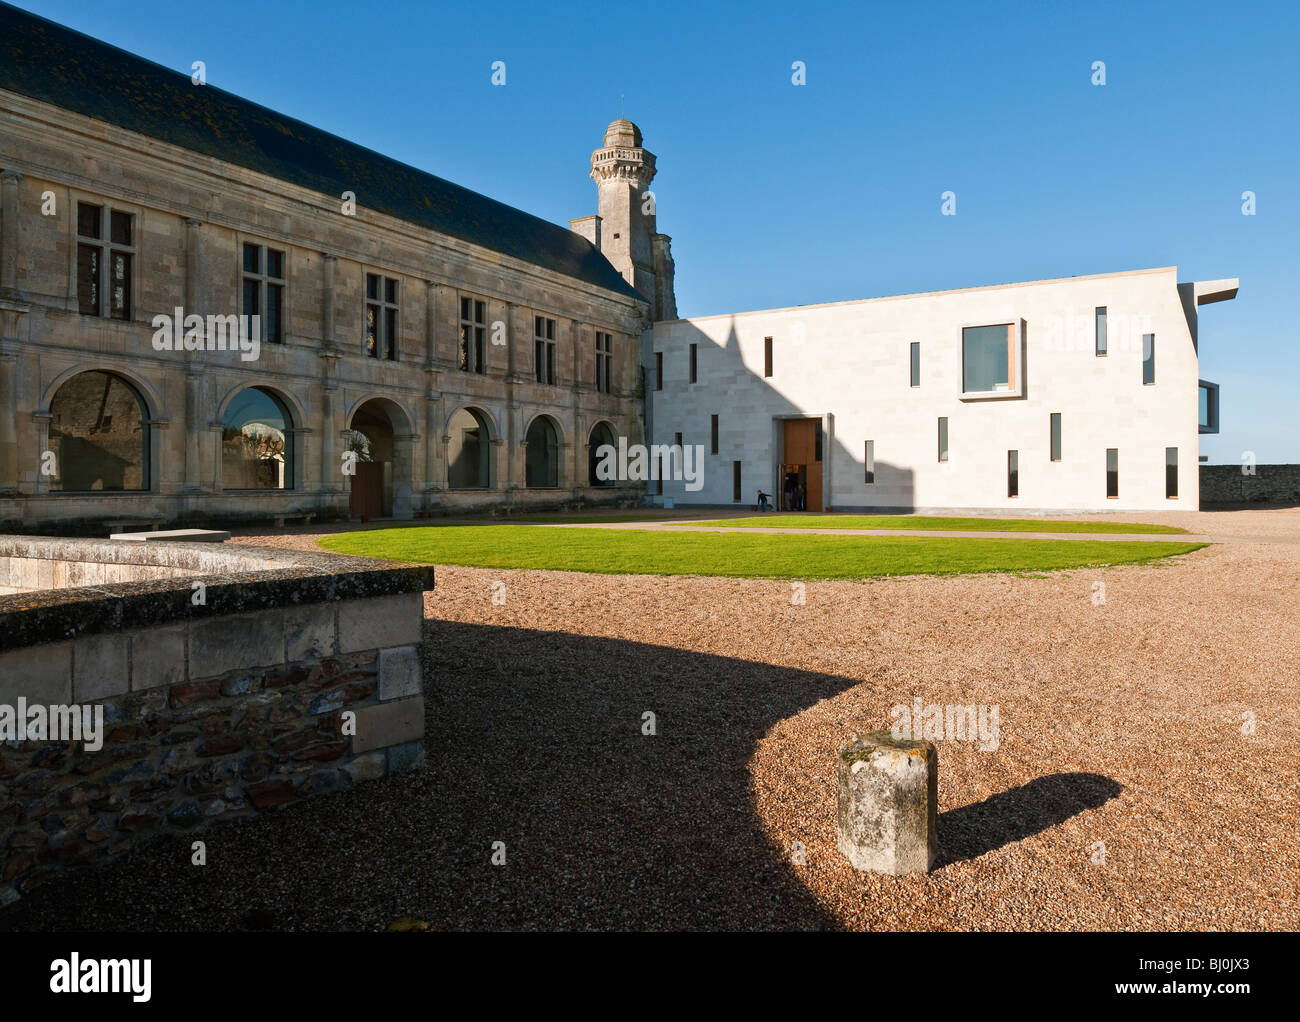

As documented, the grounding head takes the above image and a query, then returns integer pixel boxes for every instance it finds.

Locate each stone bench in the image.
[274,513,316,528]
[836,730,939,875]
[110,528,231,543]
[104,518,163,535]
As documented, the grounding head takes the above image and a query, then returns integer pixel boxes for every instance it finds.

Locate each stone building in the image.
[0,3,674,532]
[652,267,1234,512]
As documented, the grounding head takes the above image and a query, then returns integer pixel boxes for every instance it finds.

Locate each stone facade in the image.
[652,268,1236,513]
[0,44,672,531]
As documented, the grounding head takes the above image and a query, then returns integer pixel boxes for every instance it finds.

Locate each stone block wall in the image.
[0,538,434,906]
[1200,464,1300,505]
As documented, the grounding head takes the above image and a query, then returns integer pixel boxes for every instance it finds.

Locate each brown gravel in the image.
[3,509,1296,931]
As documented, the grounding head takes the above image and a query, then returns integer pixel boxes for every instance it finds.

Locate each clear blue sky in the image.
[19,0,1299,462]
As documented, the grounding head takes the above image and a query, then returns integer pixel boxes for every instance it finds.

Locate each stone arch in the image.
[40,362,162,418]
[587,419,619,488]
[446,405,497,490]
[46,369,153,492]
[345,396,417,518]
[524,413,563,489]
[344,393,416,435]
[219,385,298,491]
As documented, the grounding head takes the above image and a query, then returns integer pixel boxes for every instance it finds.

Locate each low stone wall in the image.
[0,537,434,906]
[1200,464,1300,505]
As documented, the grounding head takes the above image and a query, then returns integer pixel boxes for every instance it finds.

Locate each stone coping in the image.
[0,535,435,654]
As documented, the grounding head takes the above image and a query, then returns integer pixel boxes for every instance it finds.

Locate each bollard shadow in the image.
[936,772,1123,867]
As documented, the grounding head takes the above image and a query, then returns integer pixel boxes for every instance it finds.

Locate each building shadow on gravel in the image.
[936,773,1123,867]
[0,622,1119,931]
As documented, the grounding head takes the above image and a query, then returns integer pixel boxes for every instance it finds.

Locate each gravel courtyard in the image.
[3,508,1296,931]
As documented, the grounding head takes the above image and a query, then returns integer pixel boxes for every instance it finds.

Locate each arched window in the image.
[588,422,617,487]
[447,407,492,489]
[49,370,150,491]
[525,416,560,488]
[222,387,294,489]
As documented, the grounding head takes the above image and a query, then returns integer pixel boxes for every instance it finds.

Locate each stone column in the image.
[0,342,18,494]
[0,170,22,295]
[183,219,204,492]
[31,411,51,494]
[392,433,417,519]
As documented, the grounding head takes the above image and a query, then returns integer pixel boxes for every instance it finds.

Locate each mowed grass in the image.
[678,514,1187,534]
[319,525,1207,580]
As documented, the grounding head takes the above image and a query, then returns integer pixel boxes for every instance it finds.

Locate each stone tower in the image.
[571,119,677,321]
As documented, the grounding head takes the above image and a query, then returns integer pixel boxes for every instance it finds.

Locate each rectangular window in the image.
[864,440,875,484]
[962,323,1014,393]
[938,417,949,462]
[1142,333,1155,384]
[1106,448,1119,498]
[655,351,663,391]
[1050,412,1062,462]
[1007,450,1019,498]
[689,343,697,384]
[710,414,719,455]
[241,242,284,342]
[764,336,773,378]
[595,332,613,393]
[1166,447,1178,499]
[77,202,133,320]
[365,273,399,360]
[534,316,556,384]
[1095,307,1107,356]
[459,297,486,373]
[732,460,742,502]
[910,341,920,387]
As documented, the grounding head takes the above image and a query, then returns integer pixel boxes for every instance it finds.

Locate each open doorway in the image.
[779,418,823,511]
[347,399,409,518]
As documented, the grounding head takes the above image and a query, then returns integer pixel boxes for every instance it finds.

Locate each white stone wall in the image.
[651,267,1217,512]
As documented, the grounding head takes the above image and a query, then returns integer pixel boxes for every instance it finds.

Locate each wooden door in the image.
[350,462,384,518]
[781,420,823,512]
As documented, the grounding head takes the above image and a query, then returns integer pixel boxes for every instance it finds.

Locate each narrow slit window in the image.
[763,336,773,378]
[909,342,920,387]
[1142,334,1155,384]
[1166,447,1178,498]
[732,460,742,502]
[655,351,663,391]
[1106,448,1119,498]
[1050,412,1062,462]
[864,440,875,484]
[938,417,949,462]
[689,343,697,384]
[710,414,719,455]
[1095,307,1107,356]
[1007,450,1019,498]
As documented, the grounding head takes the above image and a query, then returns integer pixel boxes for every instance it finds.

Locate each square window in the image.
[962,323,1014,394]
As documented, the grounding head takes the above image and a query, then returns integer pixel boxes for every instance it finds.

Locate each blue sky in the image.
[19,0,1298,462]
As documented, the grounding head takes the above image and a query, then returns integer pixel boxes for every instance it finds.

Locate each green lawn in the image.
[674,514,1187,534]
[318,525,1206,581]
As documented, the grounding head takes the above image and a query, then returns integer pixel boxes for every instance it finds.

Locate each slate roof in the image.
[0,2,644,302]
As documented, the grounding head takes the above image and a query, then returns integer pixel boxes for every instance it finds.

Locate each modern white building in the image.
[649,266,1233,513]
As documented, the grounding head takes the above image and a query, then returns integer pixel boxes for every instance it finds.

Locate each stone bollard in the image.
[836,730,939,875]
